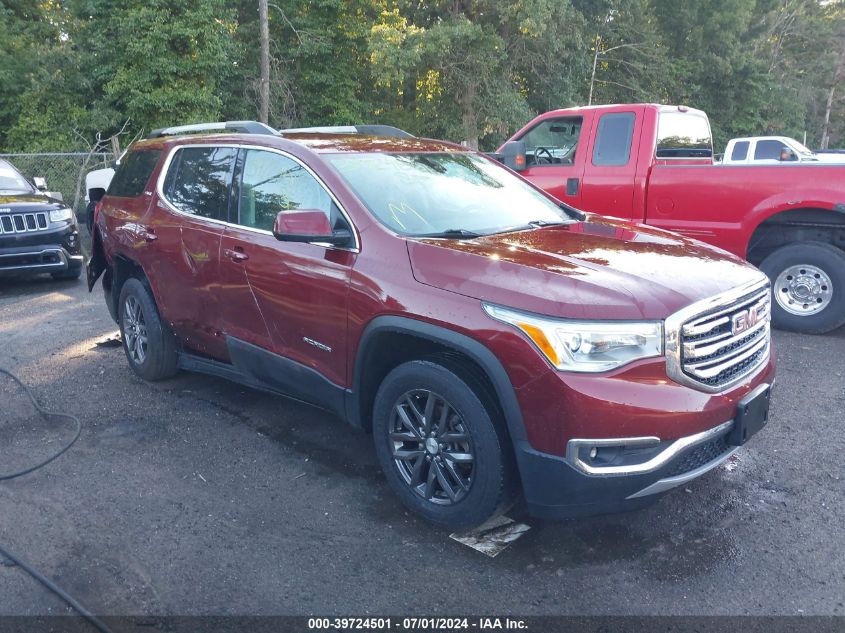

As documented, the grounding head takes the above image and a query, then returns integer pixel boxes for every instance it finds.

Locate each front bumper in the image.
[516,424,737,519]
[515,387,768,519]
[0,224,82,276]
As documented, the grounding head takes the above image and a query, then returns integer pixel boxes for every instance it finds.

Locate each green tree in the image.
[370,0,584,149]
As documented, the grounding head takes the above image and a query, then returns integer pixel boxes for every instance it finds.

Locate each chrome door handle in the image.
[223,248,249,262]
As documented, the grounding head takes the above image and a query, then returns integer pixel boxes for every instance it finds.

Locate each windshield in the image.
[0,160,33,193]
[327,152,571,236]
[789,139,814,156]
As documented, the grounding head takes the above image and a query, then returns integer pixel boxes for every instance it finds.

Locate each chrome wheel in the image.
[390,389,474,505]
[774,264,833,316]
[123,295,148,364]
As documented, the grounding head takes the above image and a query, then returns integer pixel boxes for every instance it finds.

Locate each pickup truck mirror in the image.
[779,148,798,162]
[273,209,352,247]
[32,176,48,191]
[501,140,527,172]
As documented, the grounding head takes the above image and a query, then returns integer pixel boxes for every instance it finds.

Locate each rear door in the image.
[152,145,237,360]
[513,113,593,204]
[579,109,642,220]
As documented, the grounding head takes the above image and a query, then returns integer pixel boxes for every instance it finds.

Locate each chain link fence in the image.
[0,152,116,214]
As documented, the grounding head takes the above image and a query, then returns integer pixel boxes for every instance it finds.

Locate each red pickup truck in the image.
[497,104,845,334]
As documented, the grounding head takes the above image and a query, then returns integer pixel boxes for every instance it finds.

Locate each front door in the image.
[217,148,356,389]
[515,113,593,204]
[579,109,642,221]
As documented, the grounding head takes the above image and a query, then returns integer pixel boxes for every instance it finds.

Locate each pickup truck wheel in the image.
[372,360,513,531]
[760,241,845,334]
[118,278,178,381]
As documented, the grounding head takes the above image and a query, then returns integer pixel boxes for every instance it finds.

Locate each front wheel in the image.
[372,360,514,531]
[760,241,845,334]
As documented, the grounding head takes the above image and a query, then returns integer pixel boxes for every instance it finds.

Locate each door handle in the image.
[140,227,157,242]
[566,178,580,196]
[223,248,249,263]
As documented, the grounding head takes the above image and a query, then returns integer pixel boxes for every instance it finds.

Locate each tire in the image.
[51,266,82,281]
[372,360,514,531]
[118,277,179,381]
[85,200,97,233]
[760,241,845,334]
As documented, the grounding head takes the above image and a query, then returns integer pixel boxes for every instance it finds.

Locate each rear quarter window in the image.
[730,141,750,161]
[107,149,162,198]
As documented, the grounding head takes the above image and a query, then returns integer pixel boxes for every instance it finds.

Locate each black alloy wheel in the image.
[389,389,475,505]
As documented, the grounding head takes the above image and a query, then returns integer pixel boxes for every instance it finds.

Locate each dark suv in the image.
[88,121,775,529]
[0,159,83,280]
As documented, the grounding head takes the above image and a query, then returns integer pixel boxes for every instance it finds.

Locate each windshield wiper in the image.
[558,202,586,221]
[527,219,569,228]
[416,228,484,239]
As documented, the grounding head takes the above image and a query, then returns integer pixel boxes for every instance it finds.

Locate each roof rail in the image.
[147,120,278,139]
[279,124,414,139]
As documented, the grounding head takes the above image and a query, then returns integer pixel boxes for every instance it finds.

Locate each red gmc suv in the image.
[88,121,776,530]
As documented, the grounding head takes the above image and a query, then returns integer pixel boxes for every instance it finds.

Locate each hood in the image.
[406,215,765,320]
[0,193,65,213]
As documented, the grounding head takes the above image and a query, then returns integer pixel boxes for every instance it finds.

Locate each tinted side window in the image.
[163,147,236,220]
[754,140,785,160]
[592,112,635,166]
[730,141,750,161]
[238,149,336,232]
[519,117,582,166]
[107,150,161,198]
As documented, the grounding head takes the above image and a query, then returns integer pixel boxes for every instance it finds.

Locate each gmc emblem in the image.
[732,305,761,336]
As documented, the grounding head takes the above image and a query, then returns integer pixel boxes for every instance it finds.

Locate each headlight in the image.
[483,303,663,373]
[49,208,74,223]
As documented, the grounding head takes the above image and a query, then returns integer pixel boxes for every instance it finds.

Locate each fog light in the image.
[589,447,598,459]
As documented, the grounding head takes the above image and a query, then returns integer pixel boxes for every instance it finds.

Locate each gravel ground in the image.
[0,272,843,619]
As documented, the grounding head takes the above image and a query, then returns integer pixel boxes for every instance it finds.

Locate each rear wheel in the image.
[118,278,178,381]
[372,360,513,531]
[760,241,845,334]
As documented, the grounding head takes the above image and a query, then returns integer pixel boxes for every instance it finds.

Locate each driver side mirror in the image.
[501,140,526,172]
[272,209,353,247]
[32,176,48,191]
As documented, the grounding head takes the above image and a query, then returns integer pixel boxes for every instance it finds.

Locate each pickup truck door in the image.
[578,109,643,221]
[513,112,594,204]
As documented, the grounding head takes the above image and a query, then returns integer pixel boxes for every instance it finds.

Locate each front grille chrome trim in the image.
[666,276,771,393]
[0,211,50,235]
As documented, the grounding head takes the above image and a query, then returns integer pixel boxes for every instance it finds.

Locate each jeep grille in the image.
[0,212,49,235]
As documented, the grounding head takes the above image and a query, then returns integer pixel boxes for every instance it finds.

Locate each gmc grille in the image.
[679,286,771,390]
[0,212,49,235]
